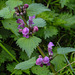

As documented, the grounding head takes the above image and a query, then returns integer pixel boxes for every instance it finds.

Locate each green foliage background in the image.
[0,0,75,75]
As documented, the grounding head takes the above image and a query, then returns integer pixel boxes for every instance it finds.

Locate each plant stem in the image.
[18,6,28,27]
[37,45,56,73]
[56,61,75,74]
[21,15,28,27]
[0,43,19,63]
[56,34,66,46]
[37,46,45,57]
[47,0,51,8]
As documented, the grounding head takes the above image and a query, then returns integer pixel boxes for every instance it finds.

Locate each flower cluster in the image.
[36,55,50,67]
[14,4,29,16]
[36,42,54,67]
[48,42,54,59]
[17,15,38,38]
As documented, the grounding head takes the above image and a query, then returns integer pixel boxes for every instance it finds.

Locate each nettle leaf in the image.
[6,0,23,11]
[15,57,36,70]
[44,26,58,39]
[0,7,15,18]
[2,19,19,36]
[16,36,41,57]
[27,3,50,16]
[37,11,58,22]
[51,55,66,71]
[67,0,75,10]
[7,62,22,75]
[31,66,49,75]
[54,13,75,29]
[33,18,46,27]
[57,47,75,54]
[21,0,31,4]
[0,0,7,10]
[59,0,69,8]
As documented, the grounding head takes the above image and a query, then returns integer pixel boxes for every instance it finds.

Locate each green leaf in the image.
[54,13,75,29]
[57,47,75,54]
[33,18,46,27]
[0,0,7,10]
[27,3,50,16]
[37,11,58,22]
[51,55,66,71]
[23,69,30,75]
[67,0,75,10]
[2,19,19,36]
[44,26,58,39]
[60,0,69,8]
[7,62,22,75]
[31,66,49,75]
[16,36,41,57]
[6,0,23,11]
[21,0,32,4]
[15,57,36,70]
[0,7,15,18]
[48,73,55,75]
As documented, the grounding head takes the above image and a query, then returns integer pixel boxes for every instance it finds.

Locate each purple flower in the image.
[43,56,49,64]
[23,4,29,8]
[22,27,29,35]
[29,15,35,26]
[48,42,54,49]
[23,34,29,38]
[48,42,54,52]
[33,26,38,32]
[17,19,25,29]
[46,62,50,66]
[36,58,43,65]
[39,55,42,58]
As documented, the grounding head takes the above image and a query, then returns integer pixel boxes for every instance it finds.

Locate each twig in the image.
[56,61,75,74]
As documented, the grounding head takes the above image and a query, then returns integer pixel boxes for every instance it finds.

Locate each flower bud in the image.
[14,7,18,11]
[39,55,42,58]
[43,56,49,64]
[20,12,23,15]
[46,63,50,66]
[33,26,38,32]
[16,13,19,16]
[24,4,29,8]
[36,58,43,65]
